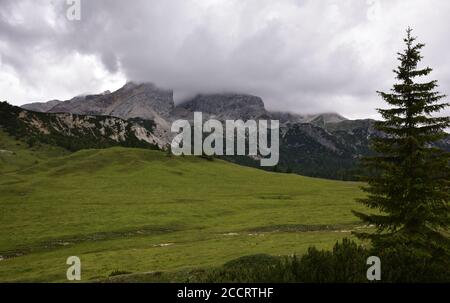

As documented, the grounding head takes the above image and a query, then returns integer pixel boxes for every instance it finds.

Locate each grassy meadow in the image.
[0,130,369,282]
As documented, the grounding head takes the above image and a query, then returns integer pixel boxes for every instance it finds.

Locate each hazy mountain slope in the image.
[29,82,174,121]
[278,122,367,179]
[176,93,270,120]
[223,121,374,180]
[21,100,62,112]
[307,113,348,128]
[270,112,348,126]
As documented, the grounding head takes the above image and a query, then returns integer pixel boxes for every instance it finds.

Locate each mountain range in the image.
[22,82,348,126]
[4,82,447,180]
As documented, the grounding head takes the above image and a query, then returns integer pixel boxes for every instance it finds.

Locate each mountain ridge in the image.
[14,82,450,180]
[1,101,163,151]
[21,82,349,126]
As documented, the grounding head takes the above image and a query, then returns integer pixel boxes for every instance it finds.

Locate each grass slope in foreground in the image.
[0,133,367,282]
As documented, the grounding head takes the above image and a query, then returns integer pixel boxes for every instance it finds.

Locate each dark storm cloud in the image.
[1,0,450,119]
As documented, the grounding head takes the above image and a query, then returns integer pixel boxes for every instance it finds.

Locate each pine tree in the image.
[353,28,450,260]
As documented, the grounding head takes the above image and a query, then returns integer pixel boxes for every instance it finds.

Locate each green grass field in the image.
[0,130,368,282]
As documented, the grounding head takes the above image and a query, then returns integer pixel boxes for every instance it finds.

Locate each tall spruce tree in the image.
[353,28,450,259]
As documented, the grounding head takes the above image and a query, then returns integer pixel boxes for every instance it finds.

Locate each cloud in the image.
[0,0,449,119]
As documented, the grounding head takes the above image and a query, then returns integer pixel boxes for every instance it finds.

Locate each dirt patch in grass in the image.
[245,223,361,234]
[0,225,183,260]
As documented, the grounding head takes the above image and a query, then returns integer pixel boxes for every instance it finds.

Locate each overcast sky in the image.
[0,0,449,119]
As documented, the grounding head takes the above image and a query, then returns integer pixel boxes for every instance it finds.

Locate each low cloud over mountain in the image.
[2,0,450,120]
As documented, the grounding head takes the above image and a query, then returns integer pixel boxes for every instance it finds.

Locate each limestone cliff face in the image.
[1,102,164,150]
[26,82,174,122]
[23,84,268,123]
[22,83,174,146]
[176,93,269,121]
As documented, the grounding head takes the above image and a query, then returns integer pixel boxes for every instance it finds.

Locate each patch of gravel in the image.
[246,224,360,234]
[152,243,174,247]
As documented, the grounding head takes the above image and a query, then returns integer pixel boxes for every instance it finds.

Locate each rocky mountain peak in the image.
[107,82,175,120]
[23,82,175,121]
[307,113,348,127]
[21,100,63,112]
[176,93,268,120]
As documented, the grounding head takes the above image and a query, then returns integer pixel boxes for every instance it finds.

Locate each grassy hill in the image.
[0,129,68,173]
[0,131,368,282]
